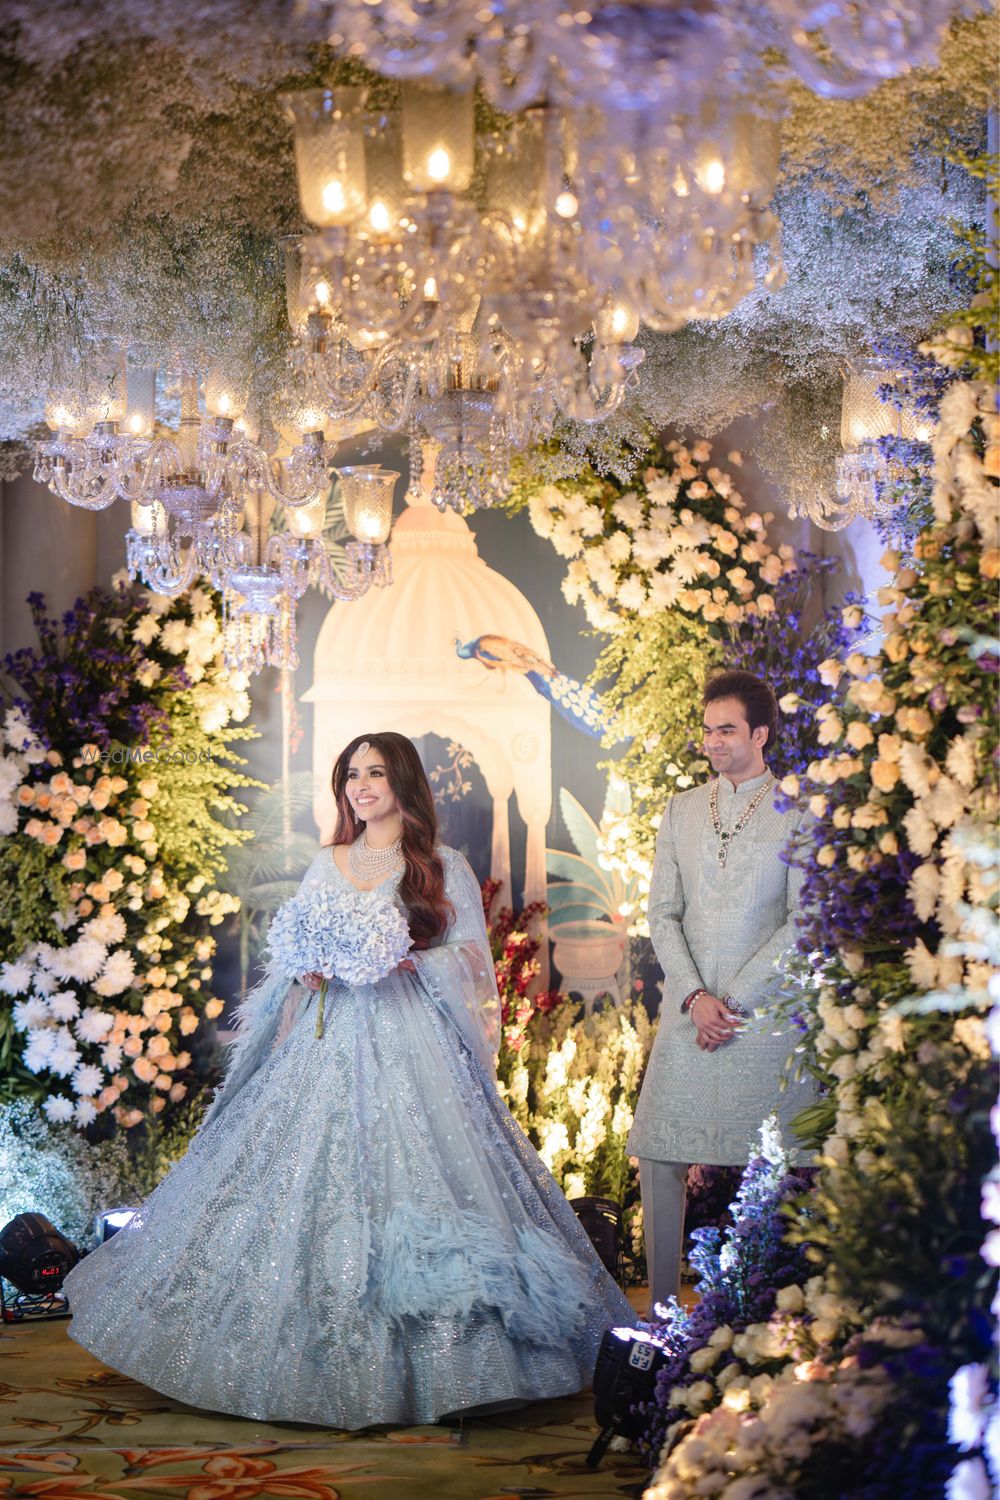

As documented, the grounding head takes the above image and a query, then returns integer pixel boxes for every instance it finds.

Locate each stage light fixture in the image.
[587,1325,671,1468]
[0,1213,80,1322]
[568,1195,622,1277]
[94,1208,139,1242]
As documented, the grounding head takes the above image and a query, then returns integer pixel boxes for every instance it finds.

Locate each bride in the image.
[64,731,634,1428]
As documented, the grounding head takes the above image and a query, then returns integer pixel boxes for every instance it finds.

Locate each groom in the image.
[628,669,813,1310]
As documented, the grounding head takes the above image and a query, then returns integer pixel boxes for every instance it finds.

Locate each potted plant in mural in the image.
[546,784,641,1003]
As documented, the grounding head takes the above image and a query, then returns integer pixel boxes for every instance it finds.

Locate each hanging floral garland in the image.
[0,582,255,1131]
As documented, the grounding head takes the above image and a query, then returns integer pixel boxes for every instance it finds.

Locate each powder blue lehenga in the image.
[64,845,634,1428]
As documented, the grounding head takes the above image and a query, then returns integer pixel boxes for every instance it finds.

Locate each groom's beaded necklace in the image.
[348,831,403,881]
[709,774,775,868]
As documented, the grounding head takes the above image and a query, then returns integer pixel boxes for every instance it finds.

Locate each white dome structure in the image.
[304,464,553,934]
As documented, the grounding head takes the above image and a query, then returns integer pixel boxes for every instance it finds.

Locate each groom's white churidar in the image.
[628,688,814,1310]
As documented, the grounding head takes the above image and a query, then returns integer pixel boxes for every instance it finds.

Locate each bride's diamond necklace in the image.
[349,831,403,880]
[709,774,774,868]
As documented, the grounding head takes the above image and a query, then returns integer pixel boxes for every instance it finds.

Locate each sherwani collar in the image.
[716,766,772,806]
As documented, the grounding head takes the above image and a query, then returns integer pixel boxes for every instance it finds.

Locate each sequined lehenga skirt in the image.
[64,977,633,1428]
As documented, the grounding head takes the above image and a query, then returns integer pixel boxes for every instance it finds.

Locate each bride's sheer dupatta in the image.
[403,852,501,1078]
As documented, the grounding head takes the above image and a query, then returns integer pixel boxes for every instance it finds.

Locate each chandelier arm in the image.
[258,454,330,509]
[50,461,120,511]
[776,37,885,101]
[134,539,200,596]
[110,443,157,503]
[809,497,865,532]
[368,362,421,433]
[314,340,389,416]
[137,436,184,495]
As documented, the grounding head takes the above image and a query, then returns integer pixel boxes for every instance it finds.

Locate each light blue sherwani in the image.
[629,769,814,1167]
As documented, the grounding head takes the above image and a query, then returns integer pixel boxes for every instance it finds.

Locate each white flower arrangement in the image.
[524,442,797,636]
[266,882,412,988]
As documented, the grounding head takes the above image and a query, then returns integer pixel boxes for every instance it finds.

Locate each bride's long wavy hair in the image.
[330,732,452,947]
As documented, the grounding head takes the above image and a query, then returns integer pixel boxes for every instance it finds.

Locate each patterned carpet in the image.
[0,1305,651,1500]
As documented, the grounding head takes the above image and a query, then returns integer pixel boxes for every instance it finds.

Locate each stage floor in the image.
[0,1295,651,1500]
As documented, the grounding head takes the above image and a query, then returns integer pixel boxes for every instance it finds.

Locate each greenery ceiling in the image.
[0,3,994,501]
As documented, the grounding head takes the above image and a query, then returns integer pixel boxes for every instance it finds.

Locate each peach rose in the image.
[845,721,874,750]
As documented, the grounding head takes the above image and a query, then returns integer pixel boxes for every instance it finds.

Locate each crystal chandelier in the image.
[34,355,331,523]
[214,467,396,673]
[278,81,784,510]
[310,0,969,106]
[810,360,936,531]
[282,0,969,510]
[34,358,399,675]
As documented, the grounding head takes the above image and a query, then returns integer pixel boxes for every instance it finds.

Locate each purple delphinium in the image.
[871,334,956,425]
[868,335,956,548]
[721,556,865,788]
[4,588,190,753]
[635,1151,815,1463]
[792,837,923,955]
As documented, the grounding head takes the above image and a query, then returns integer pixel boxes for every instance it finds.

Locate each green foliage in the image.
[595,611,714,872]
[0,834,71,956]
[787,1024,995,1360]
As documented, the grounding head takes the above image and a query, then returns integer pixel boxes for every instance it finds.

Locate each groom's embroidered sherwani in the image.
[629,770,814,1166]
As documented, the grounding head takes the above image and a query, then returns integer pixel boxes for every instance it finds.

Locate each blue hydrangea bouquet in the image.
[267,883,413,1036]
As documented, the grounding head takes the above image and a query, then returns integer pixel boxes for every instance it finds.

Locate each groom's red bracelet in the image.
[681,988,708,1014]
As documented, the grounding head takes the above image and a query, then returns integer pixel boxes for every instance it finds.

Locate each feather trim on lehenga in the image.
[363,1203,591,1346]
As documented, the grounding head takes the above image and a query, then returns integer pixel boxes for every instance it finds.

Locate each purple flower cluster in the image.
[723,556,865,785]
[868,335,956,546]
[871,334,956,424]
[795,841,924,958]
[794,1337,955,1500]
[4,589,190,752]
[636,1152,814,1462]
